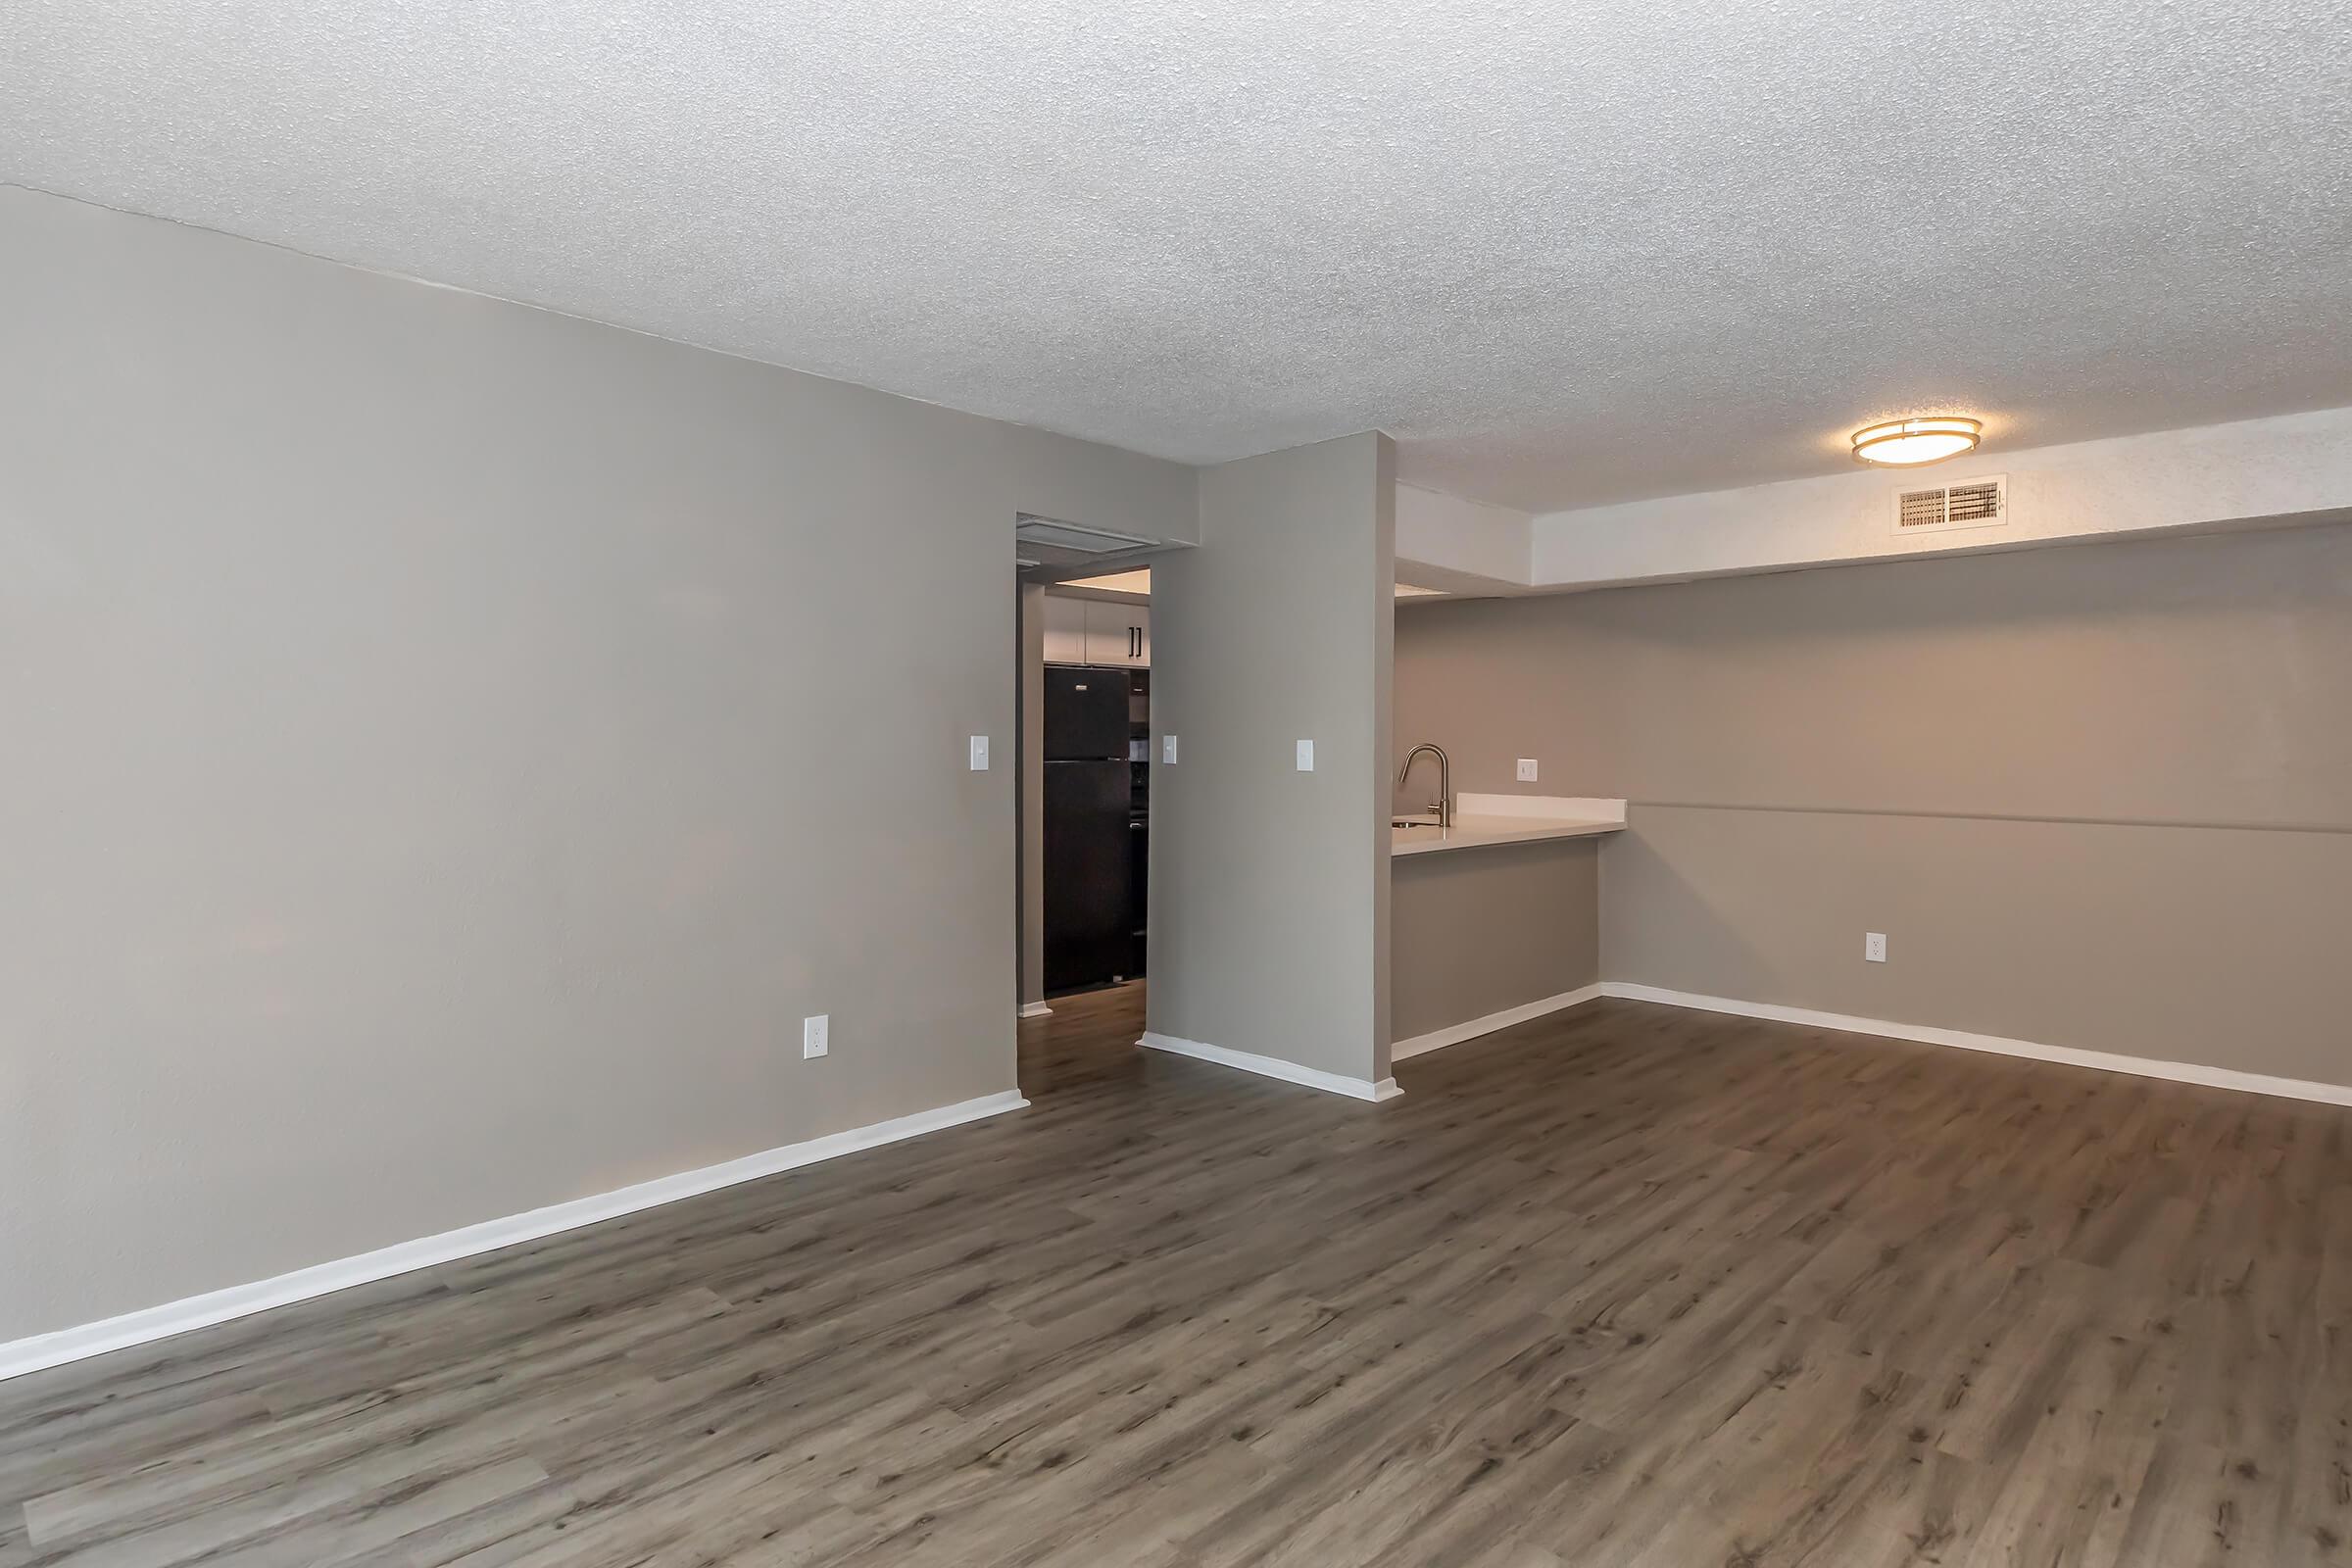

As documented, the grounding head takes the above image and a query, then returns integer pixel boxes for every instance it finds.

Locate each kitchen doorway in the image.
[1015,546,1164,1021]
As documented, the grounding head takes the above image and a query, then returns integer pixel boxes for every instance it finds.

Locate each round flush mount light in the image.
[1850,416,1983,467]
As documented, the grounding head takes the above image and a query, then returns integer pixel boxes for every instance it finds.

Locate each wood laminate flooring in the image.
[5,985,2350,1566]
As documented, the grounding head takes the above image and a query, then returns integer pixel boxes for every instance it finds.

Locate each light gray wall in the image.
[1393,522,2352,1086]
[1148,434,1396,1083]
[0,186,1197,1344]
[1392,841,1598,1042]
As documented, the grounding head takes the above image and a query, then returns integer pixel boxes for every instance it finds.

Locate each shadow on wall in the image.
[1583,522,2352,648]
[1598,827,1773,998]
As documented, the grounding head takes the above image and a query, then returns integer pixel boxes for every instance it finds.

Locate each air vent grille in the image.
[1013,515,1157,555]
[1892,474,2007,535]
[1897,488,1949,530]
[1945,479,2002,523]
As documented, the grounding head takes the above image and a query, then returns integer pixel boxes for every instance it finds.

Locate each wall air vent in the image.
[1893,474,2007,535]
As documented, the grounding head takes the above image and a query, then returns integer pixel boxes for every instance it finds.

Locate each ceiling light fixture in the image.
[1850,416,1983,467]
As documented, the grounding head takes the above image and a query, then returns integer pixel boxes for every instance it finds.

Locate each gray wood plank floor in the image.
[5,985,2350,1566]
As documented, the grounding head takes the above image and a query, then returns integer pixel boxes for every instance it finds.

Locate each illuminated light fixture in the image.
[1851,416,1983,467]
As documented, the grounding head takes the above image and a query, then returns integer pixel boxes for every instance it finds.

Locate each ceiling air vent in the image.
[1893,474,2007,535]
[1013,515,1158,555]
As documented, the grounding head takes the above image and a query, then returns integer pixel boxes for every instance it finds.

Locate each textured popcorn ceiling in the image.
[5,1,2349,512]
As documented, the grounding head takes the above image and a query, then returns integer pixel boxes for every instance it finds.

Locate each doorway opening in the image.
[1017,549,1161,1017]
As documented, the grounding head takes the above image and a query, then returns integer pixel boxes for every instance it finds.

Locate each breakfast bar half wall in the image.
[1390,795,1623,1056]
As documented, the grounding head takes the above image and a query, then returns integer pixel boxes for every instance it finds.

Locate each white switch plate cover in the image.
[803,1013,830,1057]
[1516,758,1540,782]
[1296,739,1314,771]
[1162,734,1178,764]
[1865,932,1886,963]
[968,736,989,770]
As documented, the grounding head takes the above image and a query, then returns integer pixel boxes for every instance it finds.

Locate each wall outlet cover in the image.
[803,1014,830,1057]
[1296,739,1314,771]
[1865,932,1887,963]
[968,736,989,770]
[1162,733,1178,764]
[1516,758,1540,782]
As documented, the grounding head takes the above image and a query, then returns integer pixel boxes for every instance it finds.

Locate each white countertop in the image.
[1390,794,1628,858]
[1391,814,1625,856]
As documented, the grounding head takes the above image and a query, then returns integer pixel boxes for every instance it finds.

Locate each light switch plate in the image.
[1162,734,1178,764]
[968,736,989,770]
[1865,932,1887,963]
[1296,739,1314,771]
[1516,758,1540,782]
[803,1013,830,1057]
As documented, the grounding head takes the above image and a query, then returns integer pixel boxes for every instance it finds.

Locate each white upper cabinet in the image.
[1042,594,1091,665]
[1044,595,1151,666]
[1084,600,1151,667]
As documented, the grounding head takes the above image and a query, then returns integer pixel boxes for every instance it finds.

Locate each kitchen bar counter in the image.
[1388,795,1622,1054]
[1391,794,1626,857]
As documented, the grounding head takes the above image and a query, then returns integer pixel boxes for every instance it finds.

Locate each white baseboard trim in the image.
[1598,983,2352,1108]
[1018,1001,1054,1019]
[1391,984,1603,1061]
[1138,1032,1402,1102]
[0,1089,1031,1385]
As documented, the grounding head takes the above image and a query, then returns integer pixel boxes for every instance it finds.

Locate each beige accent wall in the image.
[1149,434,1396,1084]
[0,186,1197,1344]
[1394,522,2352,1087]
[1392,841,1599,1043]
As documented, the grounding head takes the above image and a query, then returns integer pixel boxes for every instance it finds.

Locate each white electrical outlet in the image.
[968,736,989,770]
[1162,733,1178,764]
[803,1013,830,1057]
[1865,932,1886,963]
[1516,758,1540,782]
[1296,739,1315,771]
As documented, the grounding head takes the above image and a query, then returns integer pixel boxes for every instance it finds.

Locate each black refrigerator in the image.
[1043,666,1134,993]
